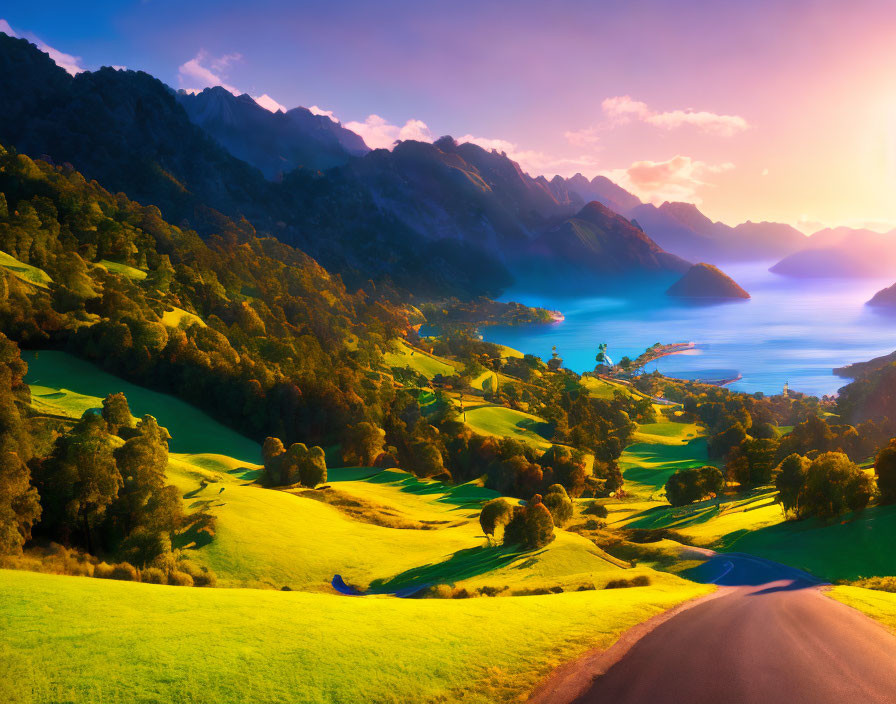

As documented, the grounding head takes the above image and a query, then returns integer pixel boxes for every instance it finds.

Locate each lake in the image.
[482,263,896,397]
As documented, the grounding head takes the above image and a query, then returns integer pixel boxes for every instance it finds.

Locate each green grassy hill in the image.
[24,351,260,462]
[0,568,709,704]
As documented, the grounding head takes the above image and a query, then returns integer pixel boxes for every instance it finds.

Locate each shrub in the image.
[93,562,115,579]
[110,562,139,581]
[605,575,650,589]
[543,484,574,527]
[177,559,217,587]
[583,501,609,519]
[141,567,167,584]
[583,518,605,530]
[168,570,194,587]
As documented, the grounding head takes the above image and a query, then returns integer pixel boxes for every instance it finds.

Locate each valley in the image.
[3,10,896,704]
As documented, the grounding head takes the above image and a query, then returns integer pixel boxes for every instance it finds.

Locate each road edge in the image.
[527,586,730,704]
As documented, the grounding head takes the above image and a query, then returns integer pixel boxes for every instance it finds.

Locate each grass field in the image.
[0,569,710,704]
[463,405,554,449]
[0,250,52,288]
[828,586,896,632]
[383,340,457,379]
[619,436,711,501]
[160,306,206,328]
[23,350,260,462]
[97,259,147,281]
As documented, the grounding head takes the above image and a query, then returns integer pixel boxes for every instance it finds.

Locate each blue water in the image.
[483,263,896,397]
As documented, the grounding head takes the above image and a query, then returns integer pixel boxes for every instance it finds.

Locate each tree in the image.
[0,334,40,554]
[504,495,555,549]
[300,445,328,488]
[726,437,779,487]
[342,422,385,467]
[112,415,170,533]
[543,484,574,526]
[479,498,513,541]
[665,466,724,507]
[776,453,809,517]
[101,392,134,435]
[874,440,896,504]
[801,452,873,519]
[39,412,123,551]
[262,437,286,486]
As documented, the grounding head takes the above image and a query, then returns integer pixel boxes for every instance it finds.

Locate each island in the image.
[867,281,896,308]
[666,262,750,299]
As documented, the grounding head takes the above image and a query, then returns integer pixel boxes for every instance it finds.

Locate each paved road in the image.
[572,553,896,704]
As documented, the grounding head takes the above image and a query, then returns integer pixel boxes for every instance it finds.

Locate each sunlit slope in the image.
[0,569,710,704]
[24,350,260,462]
[0,249,52,288]
[169,456,681,593]
[829,586,896,632]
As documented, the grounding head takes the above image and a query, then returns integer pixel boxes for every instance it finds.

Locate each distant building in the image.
[782,381,789,397]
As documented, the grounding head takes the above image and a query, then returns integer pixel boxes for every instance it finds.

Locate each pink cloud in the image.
[253,93,286,113]
[178,50,239,94]
[1,18,85,75]
[343,114,433,149]
[598,95,749,136]
[309,105,337,119]
[603,155,734,203]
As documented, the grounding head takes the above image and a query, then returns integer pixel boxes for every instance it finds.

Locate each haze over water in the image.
[485,263,896,397]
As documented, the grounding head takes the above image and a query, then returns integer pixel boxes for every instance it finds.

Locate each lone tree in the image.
[543,484,574,527]
[479,498,513,543]
[875,440,896,504]
[776,453,809,517]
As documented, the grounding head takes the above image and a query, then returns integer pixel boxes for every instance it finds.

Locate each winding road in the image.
[548,553,896,704]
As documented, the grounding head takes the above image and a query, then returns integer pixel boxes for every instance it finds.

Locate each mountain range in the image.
[5,31,882,298]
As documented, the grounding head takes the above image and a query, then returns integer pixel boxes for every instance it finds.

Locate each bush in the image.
[168,570,194,587]
[583,518,605,530]
[543,484,574,527]
[93,562,115,579]
[141,567,167,584]
[177,559,217,587]
[583,501,609,518]
[110,562,139,581]
[605,575,650,589]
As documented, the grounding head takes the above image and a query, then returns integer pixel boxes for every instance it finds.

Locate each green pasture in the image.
[0,569,710,704]
[23,350,260,462]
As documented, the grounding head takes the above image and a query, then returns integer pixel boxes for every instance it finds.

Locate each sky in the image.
[3,0,896,231]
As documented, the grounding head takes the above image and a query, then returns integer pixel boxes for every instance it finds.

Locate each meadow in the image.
[0,569,709,704]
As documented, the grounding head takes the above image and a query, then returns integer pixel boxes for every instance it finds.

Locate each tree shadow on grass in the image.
[366,544,541,596]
